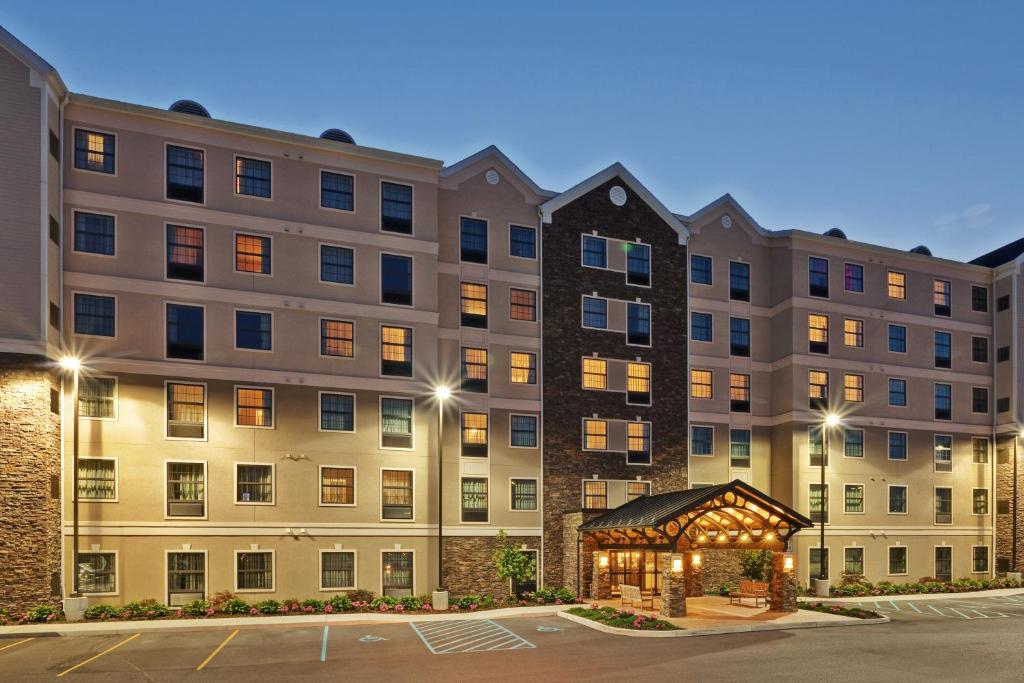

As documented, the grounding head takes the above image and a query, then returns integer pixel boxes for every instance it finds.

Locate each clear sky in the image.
[4,1,1023,260]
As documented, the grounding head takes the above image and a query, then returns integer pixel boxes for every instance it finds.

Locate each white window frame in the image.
[971,545,990,574]
[934,545,953,581]
[508,350,537,386]
[318,465,358,507]
[232,153,274,201]
[887,484,909,515]
[580,232,609,271]
[163,221,207,284]
[379,467,415,523]
[378,395,415,451]
[580,293,609,331]
[508,286,538,323]
[233,308,275,353]
[71,290,118,339]
[508,413,539,449]
[842,545,865,575]
[933,433,953,473]
[509,477,539,512]
[807,254,831,299]
[690,424,715,458]
[689,253,713,286]
[378,179,415,236]
[843,428,865,459]
[163,459,208,521]
[887,324,907,355]
[163,380,208,442]
[233,549,275,593]
[318,168,357,214]
[164,549,208,605]
[318,317,356,360]
[233,385,275,429]
[378,548,416,597]
[842,261,865,295]
[460,409,491,458]
[78,549,119,597]
[459,475,490,525]
[843,483,866,515]
[78,374,118,421]
[233,462,276,506]
[934,486,953,526]
[625,301,653,348]
[164,141,206,206]
[972,487,990,517]
[887,545,909,577]
[318,549,358,591]
[378,251,415,308]
[77,457,119,503]
[72,126,118,177]
[71,208,118,259]
[318,391,357,433]
[507,223,537,261]
[318,242,357,288]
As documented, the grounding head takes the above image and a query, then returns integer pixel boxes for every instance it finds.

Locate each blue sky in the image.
[4,1,1023,259]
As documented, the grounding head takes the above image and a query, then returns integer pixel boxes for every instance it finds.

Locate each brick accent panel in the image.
[542,177,688,589]
[995,436,1024,574]
[0,356,62,612]
[442,535,538,598]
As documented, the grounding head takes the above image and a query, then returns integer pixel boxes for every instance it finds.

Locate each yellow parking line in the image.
[196,629,239,671]
[56,632,140,677]
[0,638,33,652]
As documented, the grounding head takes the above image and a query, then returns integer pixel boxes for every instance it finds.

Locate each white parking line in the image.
[411,619,535,655]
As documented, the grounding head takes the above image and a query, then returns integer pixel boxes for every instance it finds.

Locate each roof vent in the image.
[320,128,355,144]
[168,100,211,118]
[823,228,847,239]
[909,245,932,256]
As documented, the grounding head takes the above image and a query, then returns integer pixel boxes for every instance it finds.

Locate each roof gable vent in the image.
[909,245,932,256]
[823,228,847,239]
[168,100,211,118]
[320,128,355,144]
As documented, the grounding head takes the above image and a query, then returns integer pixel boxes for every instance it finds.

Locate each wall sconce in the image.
[783,553,795,573]
[598,554,609,568]
[692,553,702,568]
[671,557,683,573]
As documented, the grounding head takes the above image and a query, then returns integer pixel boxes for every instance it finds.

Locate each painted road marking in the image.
[320,626,329,662]
[536,625,562,632]
[196,629,238,671]
[0,638,33,653]
[411,619,534,654]
[57,633,140,677]
[359,635,387,642]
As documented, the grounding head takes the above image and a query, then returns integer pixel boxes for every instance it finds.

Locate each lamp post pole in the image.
[70,363,81,596]
[437,397,444,590]
[819,422,827,581]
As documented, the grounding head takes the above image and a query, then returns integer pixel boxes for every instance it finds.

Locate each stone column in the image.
[769,552,797,612]
[659,553,687,618]
[684,552,704,597]
[591,551,611,600]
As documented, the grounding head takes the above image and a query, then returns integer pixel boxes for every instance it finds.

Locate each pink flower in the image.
[291,603,300,612]
[555,599,563,605]
[589,603,599,609]
[278,606,288,614]
[205,608,215,616]
[46,613,57,622]
[249,607,258,615]
[395,604,404,612]
[379,605,389,612]
[324,604,334,613]
[422,604,432,611]
[469,604,478,611]
[175,610,184,618]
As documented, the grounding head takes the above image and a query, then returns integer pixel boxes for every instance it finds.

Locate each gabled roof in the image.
[681,193,769,236]
[540,162,689,243]
[441,144,556,198]
[0,25,67,95]
[970,237,1024,268]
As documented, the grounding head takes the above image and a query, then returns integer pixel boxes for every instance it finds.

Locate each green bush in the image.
[301,599,324,612]
[25,604,59,623]
[567,606,678,631]
[84,604,122,620]
[455,595,481,609]
[182,599,213,617]
[370,596,398,610]
[398,595,422,610]
[255,600,281,615]
[326,594,353,612]
[740,550,774,582]
[121,600,169,619]
[347,589,375,603]
[221,598,249,615]
[719,582,736,596]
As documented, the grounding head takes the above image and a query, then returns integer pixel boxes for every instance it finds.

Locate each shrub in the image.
[301,599,324,612]
[209,591,236,611]
[740,550,774,582]
[85,604,122,620]
[221,598,249,615]
[182,600,212,618]
[255,600,281,615]
[347,589,375,603]
[567,606,679,631]
[455,595,481,609]
[121,600,169,619]
[326,594,353,612]
[398,595,422,610]
[25,604,60,623]
[370,596,398,610]
[718,583,736,597]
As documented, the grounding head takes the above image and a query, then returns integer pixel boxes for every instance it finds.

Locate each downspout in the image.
[576,530,581,598]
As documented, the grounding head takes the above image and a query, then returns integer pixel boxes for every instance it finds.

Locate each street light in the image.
[816,413,840,594]
[434,386,451,592]
[60,355,82,597]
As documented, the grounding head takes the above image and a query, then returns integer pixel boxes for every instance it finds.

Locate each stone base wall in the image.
[995,435,1024,574]
[701,549,746,593]
[560,512,598,596]
[441,535,537,599]
[0,356,62,612]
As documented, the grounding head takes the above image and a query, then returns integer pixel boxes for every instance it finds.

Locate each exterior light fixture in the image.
[434,385,451,401]
[824,413,840,429]
[434,385,452,598]
[698,534,707,543]
[692,553,702,568]
[59,355,81,371]
[717,534,727,542]
[783,554,795,572]
[599,554,609,568]
[671,557,683,573]
[740,533,750,542]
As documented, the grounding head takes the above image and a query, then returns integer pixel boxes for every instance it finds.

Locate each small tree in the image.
[492,530,536,598]
[739,549,774,582]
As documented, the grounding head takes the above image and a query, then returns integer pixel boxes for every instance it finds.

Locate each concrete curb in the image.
[799,587,1024,604]
[0,604,578,637]
[557,609,890,638]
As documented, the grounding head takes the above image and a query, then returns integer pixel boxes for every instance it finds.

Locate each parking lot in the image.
[859,593,1024,620]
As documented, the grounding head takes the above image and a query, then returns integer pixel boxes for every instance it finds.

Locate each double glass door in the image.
[609,551,662,595]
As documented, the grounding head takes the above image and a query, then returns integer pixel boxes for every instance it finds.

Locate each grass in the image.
[567,606,680,631]
[800,602,882,619]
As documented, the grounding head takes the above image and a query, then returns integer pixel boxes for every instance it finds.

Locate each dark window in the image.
[381,471,413,519]
[998,346,1010,362]
[890,433,908,460]
[78,552,116,593]
[381,550,413,596]
[320,245,354,284]
[166,303,204,360]
[74,212,115,255]
[973,546,989,573]
[79,377,116,418]
[933,279,951,317]
[460,282,488,328]
[729,261,750,301]
[461,347,488,393]
[973,489,989,516]
[889,546,907,574]
[380,326,412,377]
[74,129,114,173]
[808,257,829,297]
[460,217,488,263]
[809,548,829,579]
[627,303,650,345]
[691,312,712,342]
[888,324,906,353]
[971,285,988,312]
[49,215,60,245]
[235,311,272,351]
[809,484,828,524]
[509,225,536,259]
[935,546,952,580]
[972,336,989,363]
[691,426,713,456]
[844,263,863,293]
[582,297,607,328]
[972,387,989,414]
[510,415,538,448]
[998,397,1011,413]
[166,145,204,203]
[461,478,488,522]
[626,243,651,286]
[729,317,750,356]
[691,255,712,285]
[235,234,271,274]
[511,479,537,510]
[888,485,908,513]
[934,331,951,369]
[49,129,60,161]
[234,156,271,198]
[49,302,60,330]
[844,429,864,458]
[381,254,413,306]
[320,171,354,211]
[730,429,751,468]
[167,225,204,281]
[74,294,115,336]
[320,393,354,431]
[236,463,273,501]
[380,400,413,449]
[888,378,907,406]
[381,182,413,234]
[845,547,864,574]
[935,383,952,420]
[582,235,607,268]
[998,294,1010,311]
[168,551,205,604]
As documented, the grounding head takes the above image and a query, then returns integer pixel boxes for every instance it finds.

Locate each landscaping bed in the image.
[815,576,1024,598]
[566,606,679,631]
[799,602,881,619]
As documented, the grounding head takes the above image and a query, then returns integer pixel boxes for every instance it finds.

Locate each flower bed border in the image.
[566,606,680,632]
[811,577,1024,599]
[799,602,881,619]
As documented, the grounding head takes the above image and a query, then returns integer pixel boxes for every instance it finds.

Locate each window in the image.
[382,470,413,519]
[582,358,607,389]
[844,374,864,402]
[461,413,488,457]
[888,432,908,461]
[998,397,1011,413]
[888,378,907,407]
[888,324,906,353]
[582,297,607,329]
[690,369,713,399]
[933,279,951,316]
[887,271,906,300]
[236,387,273,428]
[166,145,204,203]
[626,303,650,345]
[321,319,354,358]
[166,303,204,360]
[461,347,488,393]
[691,426,713,457]
[461,478,488,522]
[729,261,750,301]
[380,254,413,305]
[79,377,116,418]
[511,479,538,510]
[320,393,354,432]
[583,419,607,450]
[844,263,864,293]
[934,331,951,369]
[935,547,952,581]
[235,234,271,274]
[167,462,205,517]
[320,245,354,285]
[381,551,414,597]
[627,422,651,464]
[320,466,355,505]
[74,129,115,173]
[730,429,751,468]
[973,437,990,464]
[971,285,988,313]
[626,243,651,286]
[235,311,272,351]
[627,362,651,405]
[320,171,354,211]
[235,156,271,198]
[168,552,205,605]
[808,370,829,410]
[627,481,652,502]
[460,217,488,263]
[510,288,537,322]
[691,255,712,284]
[809,426,826,467]
[74,294,115,337]
[509,225,536,259]
[972,387,989,414]
[583,480,608,509]
[729,373,750,413]
[973,546,990,573]
[74,212,115,255]
[167,225,204,281]
[167,382,205,439]
[808,314,829,354]
[381,182,413,234]
[321,551,356,589]
[582,235,607,268]
[510,352,537,385]
[888,546,908,575]
[808,257,829,297]
[460,282,488,328]
[510,414,538,448]
[381,326,413,377]
[78,553,116,594]
[973,488,989,515]
[810,484,829,524]
[998,294,1010,311]
[78,459,116,500]
[845,484,865,513]
[845,547,864,575]
[236,552,273,591]
[380,398,413,449]
[691,312,712,342]
[729,317,750,356]
[236,464,273,503]
[935,383,952,420]
[844,429,864,458]
[999,346,1011,362]
[935,487,952,524]
[843,319,863,348]
[809,548,829,580]
[889,485,908,514]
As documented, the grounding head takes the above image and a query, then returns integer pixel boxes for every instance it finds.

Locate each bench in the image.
[619,584,654,611]
[729,580,769,607]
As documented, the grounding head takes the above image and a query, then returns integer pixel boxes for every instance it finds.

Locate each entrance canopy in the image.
[578,480,812,552]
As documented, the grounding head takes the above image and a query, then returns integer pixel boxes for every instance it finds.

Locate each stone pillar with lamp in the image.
[591,551,611,599]
[769,551,798,612]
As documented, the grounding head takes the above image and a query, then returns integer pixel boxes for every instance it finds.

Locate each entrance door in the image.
[610,551,662,595]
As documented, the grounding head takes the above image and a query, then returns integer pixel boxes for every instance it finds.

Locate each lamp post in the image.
[434,386,451,594]
[816,413,840,596]
[60,356,82,597]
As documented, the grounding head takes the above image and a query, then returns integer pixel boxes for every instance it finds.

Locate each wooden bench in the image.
[619,584,654,611]
[729,580,769,607]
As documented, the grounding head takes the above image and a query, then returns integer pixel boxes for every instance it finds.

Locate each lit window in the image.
[321,319,354,358]
[582,358,607,389]
[167,225,204,281]
[887,271,906,300]
[808,314,829,354]
[381,326,412,377]
[934,279,951,316]
[583,480,608,509]
[74,129,115,173]
[461,347,488,393]
[583,420,607,450]
[234,156,271,198]
[382,470,414,518]
[236,464,273,503]
[510,288,537,322]
[844,374,863,402]
[627,362,651,404]
[510,352,537,384]
[78,459,116,500]
[236,387,273,428]
[844,484,864,513]
[511,479,538,510]
[461,412,489,457]
[167,382,205,439]
[808,370,829,409]
[460,282,488,328]
[461,478,489,522]
[843,319,863,348]
[729,373,750,413]
[320,171,354,211]
[934,435,952,472]
[381,182,413,234]
[690,369,713,399]
[627,481,651,502]
[235,234,271,274]
[627,422,651,464]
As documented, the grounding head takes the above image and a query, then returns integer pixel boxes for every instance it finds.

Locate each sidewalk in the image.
[798,587,1024,604]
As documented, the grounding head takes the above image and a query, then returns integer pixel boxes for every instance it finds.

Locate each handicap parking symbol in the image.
[360,635,388,642]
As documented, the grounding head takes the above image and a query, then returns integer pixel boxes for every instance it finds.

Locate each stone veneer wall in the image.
[700,549,746,592]
[442,536,538,598]
[0,356,62,612]
[995,436,1024,574]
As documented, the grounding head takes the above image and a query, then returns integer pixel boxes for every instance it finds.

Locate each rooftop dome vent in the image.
[320,128,355,144]
[823,228,847,239]
[910,245,932,256]
[168,100,211,118]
